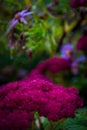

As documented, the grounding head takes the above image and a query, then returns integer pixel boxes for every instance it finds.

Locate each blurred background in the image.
[0,0,87,104]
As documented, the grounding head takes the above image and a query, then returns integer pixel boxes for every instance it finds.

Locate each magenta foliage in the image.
[70,0,87,8]
[33,56,71,74]
[45,56,71,74]
[76,35,87,52]
[0,56,83,129]
[46,86,83,121]
[0,79,83,129]
[23,56,71,81]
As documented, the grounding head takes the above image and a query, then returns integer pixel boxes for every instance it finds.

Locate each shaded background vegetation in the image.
[0,0,87,103]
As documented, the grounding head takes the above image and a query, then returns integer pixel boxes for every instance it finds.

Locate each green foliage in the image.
[52,108,87,130]
[52,119,65,130]
[31,108,87,130]
[28,108,87,130]
[62,108,87,130]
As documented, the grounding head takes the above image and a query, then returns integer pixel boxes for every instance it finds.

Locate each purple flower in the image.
[16,69,27,79]
[60,43,74,60]
[9,39,14,49]
[71,61,79,75]
[75,56,86,63]
[10,9,33,29]
[71,56,86,75]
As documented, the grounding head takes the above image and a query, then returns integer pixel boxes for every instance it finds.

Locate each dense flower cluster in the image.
[45,86,83,121]
[0,56,83,129]
[0,81,34,130]
[45,57,71,74]
[70,0,87,8]
[0,79,83,129]
[37,56,72,74]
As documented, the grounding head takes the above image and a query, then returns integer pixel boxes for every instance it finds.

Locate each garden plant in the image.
[0,0,87,130]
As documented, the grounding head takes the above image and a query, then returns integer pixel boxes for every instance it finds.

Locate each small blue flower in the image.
[60,43,74,59]
[10,9,33,29]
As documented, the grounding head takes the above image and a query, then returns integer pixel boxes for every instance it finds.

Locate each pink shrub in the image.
[0,56,83,129]
[0,79,83,129]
